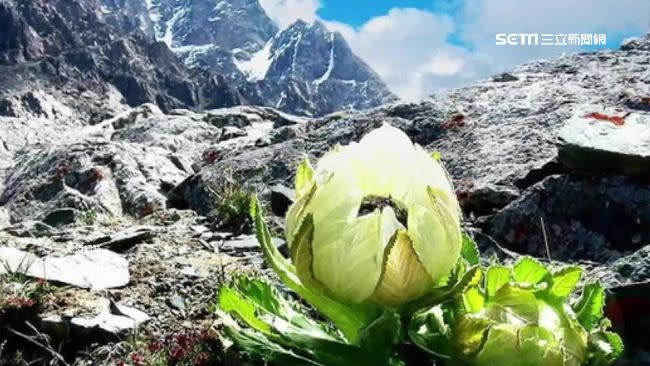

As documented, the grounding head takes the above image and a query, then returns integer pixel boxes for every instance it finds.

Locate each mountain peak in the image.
[284,18,328,34]
[98,0,396,117]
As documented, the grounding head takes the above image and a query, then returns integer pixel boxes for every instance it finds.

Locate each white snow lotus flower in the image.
[284,123,462,307]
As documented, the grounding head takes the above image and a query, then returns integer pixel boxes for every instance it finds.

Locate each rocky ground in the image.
[1,35,650,365]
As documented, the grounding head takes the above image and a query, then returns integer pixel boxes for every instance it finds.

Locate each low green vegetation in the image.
[213,174,255,235]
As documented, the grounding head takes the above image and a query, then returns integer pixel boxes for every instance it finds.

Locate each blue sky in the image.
[317,0,468,47]
[317,0,438,26]
[318,0,641,50]
[260,0,649,100]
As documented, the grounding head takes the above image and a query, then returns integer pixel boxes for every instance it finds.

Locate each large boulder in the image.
[558,105,650,176]
[0,141,186,221]
[487,174,650,262]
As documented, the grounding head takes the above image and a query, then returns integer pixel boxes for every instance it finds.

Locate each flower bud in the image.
[284,124,462,307]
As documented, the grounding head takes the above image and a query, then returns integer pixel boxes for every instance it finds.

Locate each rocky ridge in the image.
[99,0,398,117]
[1,34,650,364]
[0,0,242,125]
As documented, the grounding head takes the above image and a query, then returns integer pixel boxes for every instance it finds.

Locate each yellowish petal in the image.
[371,229,434,307]
[407,192,462,283]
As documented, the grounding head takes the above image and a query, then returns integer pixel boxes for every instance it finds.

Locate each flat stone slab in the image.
[41,299,150,343]
[558,105,650,175]
[0,247,129,290]
[84,226,155,252]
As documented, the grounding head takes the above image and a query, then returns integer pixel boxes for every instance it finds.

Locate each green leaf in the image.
[216,277,395,366]
[295,155,314,196]
[250,196,378,343]
[462,287,485,313]
[358,310,401,355]
[219,319,324,366]
[232,277,287,317]
[230,277,337,340]
[453,315,492,358]
[588,330,624,366]
[472,324,521,366]
[461,234,480,266]
[251,195,298,279]
[268,321,392,366]
[518,325,564,365]
[487,284,540,323]
[485,266,510,298]
[549,266,583,299]
[404,265,481,314]
[408,306,454,359]
[218,286,270,334]
[574,282,606,331]
[512,257,548,285]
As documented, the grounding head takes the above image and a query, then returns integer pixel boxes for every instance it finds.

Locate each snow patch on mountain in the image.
[144,0,160,23]
[235,40,274,81]
[162,7,188,47]
[314,33,335,86]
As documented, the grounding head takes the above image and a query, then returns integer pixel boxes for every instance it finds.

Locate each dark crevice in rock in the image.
[514,159,565,190]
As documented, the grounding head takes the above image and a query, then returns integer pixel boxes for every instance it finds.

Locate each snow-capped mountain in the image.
[0,0,241,123]
[100,0,397,116]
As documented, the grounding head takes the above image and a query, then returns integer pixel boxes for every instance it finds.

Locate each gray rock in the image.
[622,92,650,112]
[111,103,163,130]
[221,234,284,257]
[612,245,650,283]
[0,247,129,290]
[3,221,56,238]
[620,34,650,51]
[487,174,650,262]
[604,281,650,365]
[492,73,519,82]
[110,113,222,158]
[85,226,155,252]
[204,112,253,129]
[41,299,150,345]
[558,106,650,176]
[1,140,187,221]
[0,207,9,228]
[166,294,187,314]
[270,125,300,144]
[220,126,247,141]
[168,139,306,215]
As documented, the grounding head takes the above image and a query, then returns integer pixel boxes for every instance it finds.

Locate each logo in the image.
[496,33,607,46]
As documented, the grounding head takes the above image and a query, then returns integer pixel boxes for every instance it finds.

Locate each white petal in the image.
[407,197,462,283]
[312,208,400,303]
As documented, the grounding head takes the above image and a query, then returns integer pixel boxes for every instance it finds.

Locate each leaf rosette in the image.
[409,256,624,366]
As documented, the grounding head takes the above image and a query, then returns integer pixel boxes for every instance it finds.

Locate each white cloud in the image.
[458,0,649,76]
[324,8,467,100]
[259,0,650,100]
[426,53,465,76]
[322,16,474,99]
[258,0,321,28]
